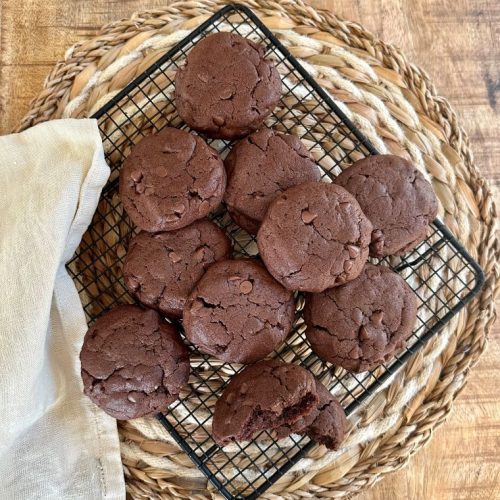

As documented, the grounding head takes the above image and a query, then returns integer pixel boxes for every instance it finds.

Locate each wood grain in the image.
[0,1,498,499]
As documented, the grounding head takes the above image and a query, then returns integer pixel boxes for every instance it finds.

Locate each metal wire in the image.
[67,4,484,499]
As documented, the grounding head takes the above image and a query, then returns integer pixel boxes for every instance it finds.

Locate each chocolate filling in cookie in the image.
[277,379,347,450]
[212,360,319,445]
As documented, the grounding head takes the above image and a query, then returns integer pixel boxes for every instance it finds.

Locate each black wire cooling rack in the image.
[67,4,485,499]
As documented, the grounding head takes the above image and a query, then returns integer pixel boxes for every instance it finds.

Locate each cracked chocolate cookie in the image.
[305,263,418,372]
[119,127,226,232]
[175,32,281,140]
[80,305,190,420]
[212,360,319,445]
[334,154,439,257]
[224,128,320,234]
[122,220,231,318]
[277,379,348,450]
[257,182,372,292]
[183,259,295,363]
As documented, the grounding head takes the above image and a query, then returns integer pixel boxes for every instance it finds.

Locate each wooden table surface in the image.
[1,1,498,498]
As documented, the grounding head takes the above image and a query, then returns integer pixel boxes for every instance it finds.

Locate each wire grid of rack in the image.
[67,4,484,499]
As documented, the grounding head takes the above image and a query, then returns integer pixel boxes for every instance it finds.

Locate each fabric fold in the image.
[0,119,125,499]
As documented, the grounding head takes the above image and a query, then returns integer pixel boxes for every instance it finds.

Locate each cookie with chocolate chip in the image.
[305,264,418,372]
[224,128,320,234]
[334,154,439,257]
[257,182,372,292]
[175,32,281,140]
[119,127,226,232]
[183,259,295,363]
[123,219,231,318]
[80,305,190,420]
[212,360,318,445]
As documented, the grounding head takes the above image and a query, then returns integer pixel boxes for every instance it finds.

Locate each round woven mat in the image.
[18,0,498,497]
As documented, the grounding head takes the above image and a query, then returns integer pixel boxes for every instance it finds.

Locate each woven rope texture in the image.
[16,1,498,498]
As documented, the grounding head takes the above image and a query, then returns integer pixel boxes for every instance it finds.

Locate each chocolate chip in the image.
[172,203,186,214]
[131,170,143,183]
[371,310,384,325]
[343,260,353,273]
[213,116,225,126]
[169,251,182,263]
[190,300,204,314]
[359,325,370,340]
[349,346,362,359]
[135,183,145,194]
[352,308,363,323]
[347,245,360,259]
[219,88,234,100]
[239,280,253,294]
[301,210,317,224]
[126,275,140,292]
[198,200,211,214]
[194,247,206,262]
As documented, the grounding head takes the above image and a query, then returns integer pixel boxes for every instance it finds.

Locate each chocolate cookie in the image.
[277,380,347,450]
[183,259,295,364]
[123,220,231,318]
[80,305,190,420]
[257,182,372,292]
[305,264,418,372]
[224,128,320,233]
[175,32,281,140]
[119,127,226,232]
[334,154,439,257]
[212,360,318,445]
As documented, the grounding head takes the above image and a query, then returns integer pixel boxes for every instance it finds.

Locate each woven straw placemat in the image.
[17,1,498,498]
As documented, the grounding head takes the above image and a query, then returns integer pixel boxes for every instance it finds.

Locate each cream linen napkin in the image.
[0,119,125,499]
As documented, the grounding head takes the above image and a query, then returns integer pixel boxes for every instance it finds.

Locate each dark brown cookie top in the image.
[334,154,439,257]
[277,380,348,450]
[183,259,295,364]
[224,128,320,234]
[257,182,372,292]
[119,127,226,232]
[175,32,281,140]
[122,220,231,318]
[80,305,190,420]
[212,360,318,445]
[305,264,418,372]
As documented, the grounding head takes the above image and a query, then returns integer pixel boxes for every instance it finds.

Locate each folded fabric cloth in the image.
[0,119,125,499]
